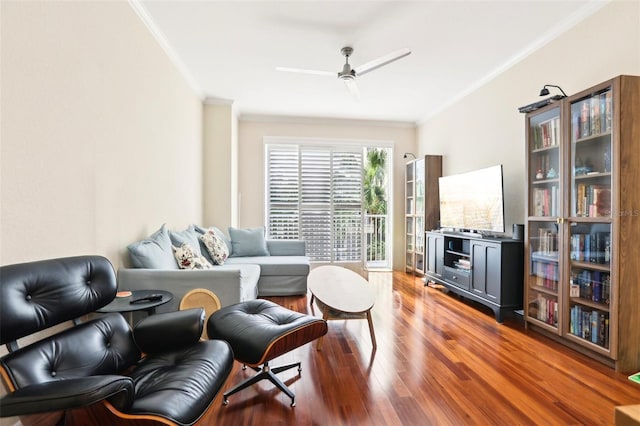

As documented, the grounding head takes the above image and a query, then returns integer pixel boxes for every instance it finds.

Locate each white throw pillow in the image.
[172,243,213,270]
[199,229,229,265]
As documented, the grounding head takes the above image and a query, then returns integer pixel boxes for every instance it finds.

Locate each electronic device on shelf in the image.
[130,294,163,304]
[438,164,505,234]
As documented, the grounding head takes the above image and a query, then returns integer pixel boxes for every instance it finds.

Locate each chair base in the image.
[223,361,301,407]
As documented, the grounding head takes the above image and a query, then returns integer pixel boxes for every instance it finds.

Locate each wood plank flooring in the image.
[201,271,640,425]
[39,271,640,425]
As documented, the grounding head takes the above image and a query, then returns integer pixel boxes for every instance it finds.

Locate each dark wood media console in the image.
[424,231,523,322]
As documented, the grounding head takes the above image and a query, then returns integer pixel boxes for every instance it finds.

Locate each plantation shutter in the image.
[266,146,300,239]
[331,151,362,261]
[266,143,363,262]
[300,148,332,261]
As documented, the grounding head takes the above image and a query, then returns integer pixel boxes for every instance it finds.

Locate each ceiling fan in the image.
[276,46,411,100]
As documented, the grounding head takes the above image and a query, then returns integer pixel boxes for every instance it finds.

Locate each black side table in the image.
[97,290,173,324]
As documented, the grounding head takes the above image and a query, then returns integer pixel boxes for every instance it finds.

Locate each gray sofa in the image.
[118,225,310,312]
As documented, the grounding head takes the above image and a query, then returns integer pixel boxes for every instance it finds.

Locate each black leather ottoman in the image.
[207,299,327,407]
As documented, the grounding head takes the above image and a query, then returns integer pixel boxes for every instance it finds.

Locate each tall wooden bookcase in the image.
[405,155,442,275]
[524,75,640,371]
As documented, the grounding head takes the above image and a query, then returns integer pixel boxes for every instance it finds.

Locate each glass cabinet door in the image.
[566,86,613,350]
[567,222,611,349]
[569,88,613,219]
[528,107,561,218]
[525,105,563,331]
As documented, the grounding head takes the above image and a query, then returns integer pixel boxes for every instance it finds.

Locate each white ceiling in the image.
[135,0,606,124]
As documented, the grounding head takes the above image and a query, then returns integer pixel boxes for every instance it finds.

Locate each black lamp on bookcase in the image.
[539,84,568,100]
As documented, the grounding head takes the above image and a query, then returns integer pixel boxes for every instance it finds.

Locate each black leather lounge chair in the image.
[0,256,234,426]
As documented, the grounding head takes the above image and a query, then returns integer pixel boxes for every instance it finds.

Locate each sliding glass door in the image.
[265,139,391,268]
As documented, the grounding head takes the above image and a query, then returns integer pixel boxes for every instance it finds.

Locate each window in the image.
[266,143,363,262]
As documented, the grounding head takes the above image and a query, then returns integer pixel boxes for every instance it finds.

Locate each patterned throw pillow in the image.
[199,229,229,265]
[172,243,213,270]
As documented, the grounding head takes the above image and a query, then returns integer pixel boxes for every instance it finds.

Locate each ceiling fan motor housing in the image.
[339,66,356,81]
[339,46,356,80]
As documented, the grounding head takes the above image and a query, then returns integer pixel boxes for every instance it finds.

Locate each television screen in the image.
[438,165,505,233]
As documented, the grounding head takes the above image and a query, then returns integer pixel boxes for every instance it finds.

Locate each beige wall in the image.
[0,1,203,269]
[417,0,640,232]
[238,117,416,270]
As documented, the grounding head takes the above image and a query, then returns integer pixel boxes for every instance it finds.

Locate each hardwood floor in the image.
[42,271,640,425]
[200,271,640,425]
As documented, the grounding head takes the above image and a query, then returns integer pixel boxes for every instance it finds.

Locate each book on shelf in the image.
[573,90,612,140]
[532,185,558,216]
[580,100,590,138]
[532,261,558,290]
[530,294,558,326]
[570,232,611,265]
[571,270,611,304]
[533,116,560,149]
[537,228,557,254]
[569,305,609,348]
[575,184,611,217]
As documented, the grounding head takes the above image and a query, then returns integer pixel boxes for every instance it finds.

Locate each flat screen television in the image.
[438,165,505,234]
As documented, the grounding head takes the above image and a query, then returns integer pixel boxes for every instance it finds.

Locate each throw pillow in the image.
[193,224,233,257]
[172,243,213,270]
[127,224,178,269]
[199,229,229,265]
[228,227,270,257]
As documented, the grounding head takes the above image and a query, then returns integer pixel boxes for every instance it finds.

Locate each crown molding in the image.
[128,0,205,100]
[239,113,416,129]
[204,97,235,106]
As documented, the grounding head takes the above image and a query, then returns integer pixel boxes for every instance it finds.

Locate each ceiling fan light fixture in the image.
[338,71,356,81]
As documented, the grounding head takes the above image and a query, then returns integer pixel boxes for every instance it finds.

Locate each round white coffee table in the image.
[308,265,377,350]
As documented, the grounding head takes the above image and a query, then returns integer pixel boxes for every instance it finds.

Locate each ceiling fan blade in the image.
[344,79,361,100]
[276,66,336,77]
[355,48,411,77]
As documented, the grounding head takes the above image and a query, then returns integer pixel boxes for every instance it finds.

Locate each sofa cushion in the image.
[172,244,213,270]
[199,229,229,265]
[194,225,232,257]
[266,240,305,256]
[228,227,269,257]
[224,256,309,276]
[127,224,178,269]
[169,225,201,253]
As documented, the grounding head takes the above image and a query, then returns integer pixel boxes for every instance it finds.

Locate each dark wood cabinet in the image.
[425,231,523,322]
[425,232,444,279]
[471,241,500,303]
